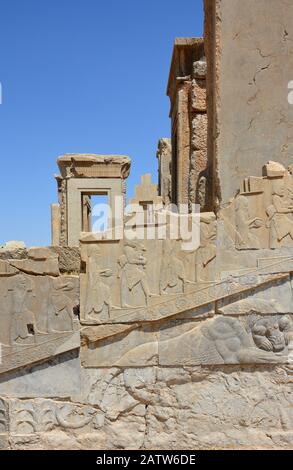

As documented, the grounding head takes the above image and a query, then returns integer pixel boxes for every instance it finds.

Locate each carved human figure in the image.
[196,218,216,281]
[8,275,37,344]
[118,241,151,308]
[49,278,77,332]
[235,195,263,249]
[266,181,293,248]
[160,240,186,294]
[85,246,113,320]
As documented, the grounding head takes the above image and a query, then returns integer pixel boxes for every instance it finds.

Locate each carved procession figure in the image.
[49,277,77,332]
[196,216,216,281]
[160,240,186,294]
[235,195,263,249]
[266,181,293,248]
[84,246,113,321]
[118,241,151,308]
[8,274,37,344]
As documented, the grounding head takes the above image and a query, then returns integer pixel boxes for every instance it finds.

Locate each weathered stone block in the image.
[50,246,81,273]
[263,161,288,178]
[191,114,207,151]
[190,150,208,174]
[193,59,207,78]
[191,79,206,112]
[0,351,81,398]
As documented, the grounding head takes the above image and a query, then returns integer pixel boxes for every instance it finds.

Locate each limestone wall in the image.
[1,1,293,451]
[205,0,293,207]
[1,365,292,450]
[1,189,293,449]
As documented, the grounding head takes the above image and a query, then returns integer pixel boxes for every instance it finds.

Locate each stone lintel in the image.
[57,154,131,179]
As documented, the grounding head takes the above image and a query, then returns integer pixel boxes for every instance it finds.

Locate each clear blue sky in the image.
[0,0,204,246]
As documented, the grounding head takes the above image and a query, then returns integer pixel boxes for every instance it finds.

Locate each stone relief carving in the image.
[85,314,290,368]
[266,180,293,248]
[118,241,152,308]
[84,245,113,321]
[80,250,293,367]
[3,364,292,450]
[81,240,291,327]
[220,162,293,250]
[10,399,101,434]
[0,399,8,433]
[159,240,186,294]
[48,277,78,332]
[0,252,77,350]
[235,195,263,249]
[249,315,293,353]
[2,7,293,449]
[81,308,292,368]
[7,274,36,345]
[0,258,80,375]
[196,213,217,281]
[160,315,290,367]
[81,237,196,323]
[4,274,79,345]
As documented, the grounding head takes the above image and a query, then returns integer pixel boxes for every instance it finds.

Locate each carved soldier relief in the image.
[221,162,293,250]
[0,251,80,375]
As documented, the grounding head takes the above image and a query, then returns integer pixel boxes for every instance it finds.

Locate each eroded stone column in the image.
[167,38,209,210]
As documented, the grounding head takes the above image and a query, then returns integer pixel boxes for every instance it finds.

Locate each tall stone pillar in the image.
[205,0,293,209]
[176,81,190,205]
[167,38,209,210]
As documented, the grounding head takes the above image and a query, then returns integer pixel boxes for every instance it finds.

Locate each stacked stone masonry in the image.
[166,38,210,211]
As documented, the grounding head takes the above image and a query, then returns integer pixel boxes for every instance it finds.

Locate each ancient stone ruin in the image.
[0,1,293,449]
